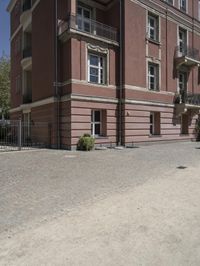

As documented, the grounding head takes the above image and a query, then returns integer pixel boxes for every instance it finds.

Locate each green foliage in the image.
[77,134,95,151]
[0,54,10,118]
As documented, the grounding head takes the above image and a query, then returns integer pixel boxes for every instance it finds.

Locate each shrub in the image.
[77,134,95,151]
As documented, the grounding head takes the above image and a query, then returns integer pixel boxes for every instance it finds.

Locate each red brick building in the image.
[8,0,200,149]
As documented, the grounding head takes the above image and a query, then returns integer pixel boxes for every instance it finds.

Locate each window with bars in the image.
[148,14,159,42]
[148,63,159,91]
[88,53,106,85]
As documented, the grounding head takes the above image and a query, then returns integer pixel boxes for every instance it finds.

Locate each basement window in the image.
[150,112,161,135]
[91,110,106,137]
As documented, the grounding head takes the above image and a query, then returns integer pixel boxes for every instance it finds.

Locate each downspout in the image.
[118,0,123,146]
[192,0,194,94]
[54,0,61,149]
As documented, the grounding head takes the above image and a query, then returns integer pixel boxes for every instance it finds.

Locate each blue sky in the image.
[0,0,10,56]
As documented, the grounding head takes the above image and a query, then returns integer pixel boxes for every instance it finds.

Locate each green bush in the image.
[77,134,95,151]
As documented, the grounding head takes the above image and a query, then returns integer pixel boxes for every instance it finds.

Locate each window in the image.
[150,112,160,135]
[148,63,159,91]
[77,5,91,33]
[15,75,21,94]
[181,114,189,134]
[165,0,173,5]
[179,0,187,12]
[198,0,200,20]
[179,28,187,54]
[179,72,187,103]
[91,110,101,137]
[88,53,106,84]
[148,14,159,42]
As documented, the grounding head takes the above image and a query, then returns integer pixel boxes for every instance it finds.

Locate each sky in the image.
[0,0,10,56]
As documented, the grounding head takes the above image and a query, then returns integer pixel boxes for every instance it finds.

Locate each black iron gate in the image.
[0,120,51,152]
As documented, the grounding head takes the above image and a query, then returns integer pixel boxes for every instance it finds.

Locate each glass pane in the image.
[77,7,82,15]
[84,9,90,19]
[90,67,98,76]
[77,18,82,30]
[95,111,100,122]
[149,66,155,75]
[84,21,90,32]
[90,55,98,66]
[150,114,153,124]
[90,75,98,83]
[95,124,101,135]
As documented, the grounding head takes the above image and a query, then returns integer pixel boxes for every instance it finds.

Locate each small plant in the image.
[77,134,95,151]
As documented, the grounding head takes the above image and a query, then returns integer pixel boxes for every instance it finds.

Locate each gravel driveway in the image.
[0,142,200,265]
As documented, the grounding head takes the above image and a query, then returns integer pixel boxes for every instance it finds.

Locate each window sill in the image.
[148,89,160,92]
[146,38,161,46]
[88,81,108,87]
[94,136,109,139]
[149,134,162,138]
[180,134,189,136]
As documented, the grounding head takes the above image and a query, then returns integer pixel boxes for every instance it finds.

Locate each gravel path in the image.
[0,142,200,265]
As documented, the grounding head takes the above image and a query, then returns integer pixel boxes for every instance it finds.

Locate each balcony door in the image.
[179,71,187,103]
[77,5,91,33]
[179,28,187,54]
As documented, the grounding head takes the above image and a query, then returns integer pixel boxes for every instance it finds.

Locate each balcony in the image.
[175,46,200,69]
[58,14,118,45]
[175,91,200,116]
[21,47,32,70]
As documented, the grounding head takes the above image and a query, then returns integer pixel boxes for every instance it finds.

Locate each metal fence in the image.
[0,120,51,152]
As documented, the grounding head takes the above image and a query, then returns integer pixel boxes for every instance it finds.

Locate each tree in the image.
[0,54,10,119]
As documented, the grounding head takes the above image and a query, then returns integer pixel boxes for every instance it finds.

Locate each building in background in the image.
[7,0,200,149]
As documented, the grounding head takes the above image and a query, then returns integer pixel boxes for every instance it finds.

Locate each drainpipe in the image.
[54,0,61,149]
[118,0,123,146]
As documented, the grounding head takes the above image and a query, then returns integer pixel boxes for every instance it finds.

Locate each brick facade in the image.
[8,0,200,149]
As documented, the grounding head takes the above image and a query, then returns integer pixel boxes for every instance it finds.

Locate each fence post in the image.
[18,119,22,151]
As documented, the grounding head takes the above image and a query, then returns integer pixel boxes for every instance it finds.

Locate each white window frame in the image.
[148,14,159,42]
[91,110,102,137]
[148,63,159,91]
[88,53,106,85]
[179,0,187,13]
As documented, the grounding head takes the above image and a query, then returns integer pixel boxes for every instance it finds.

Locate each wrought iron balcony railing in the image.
[175,45,200,61]
[22,47,32,59]
[22,0,32,12]
[177,90,200,106]
[58,14,118,43]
